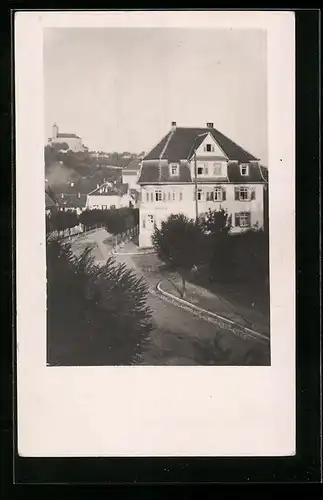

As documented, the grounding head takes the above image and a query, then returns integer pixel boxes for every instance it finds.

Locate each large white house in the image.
[138,121,268,247]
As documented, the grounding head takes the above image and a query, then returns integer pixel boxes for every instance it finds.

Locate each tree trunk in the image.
[180,273,186,298]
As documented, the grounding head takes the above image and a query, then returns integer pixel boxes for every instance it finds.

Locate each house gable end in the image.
[194,132,228,159]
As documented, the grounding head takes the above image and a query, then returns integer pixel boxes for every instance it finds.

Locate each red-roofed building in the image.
[138,121,268,247]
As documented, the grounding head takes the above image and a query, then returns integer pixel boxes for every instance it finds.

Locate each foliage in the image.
[200,207,231,236]
[207,227,269,286]
[47,209,79,234]
[78,207,138,236]
[152,214,205,297]
[46,237,152,365]
[192,333,270,366]
[79,209,106,230]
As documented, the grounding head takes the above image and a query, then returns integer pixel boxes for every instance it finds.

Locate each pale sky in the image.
[44,28,268,165]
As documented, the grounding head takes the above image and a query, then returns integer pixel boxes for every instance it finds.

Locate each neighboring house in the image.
[45,191,56,215]
[86,182,134,210]
[122,158,141,190]
[48,123,85,152]
[138,121,268,247]
[56,193,87,215]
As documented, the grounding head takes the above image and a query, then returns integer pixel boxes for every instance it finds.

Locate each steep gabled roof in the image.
[45,192,56,208]
[144,126,259,163]
[88,181,129,197]
[122,158,141,171]
[56,194,87,208]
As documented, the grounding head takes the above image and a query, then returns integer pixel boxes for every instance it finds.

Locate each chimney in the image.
[52,122,58,139]
[171,121,177,130]
[206,122,214,128]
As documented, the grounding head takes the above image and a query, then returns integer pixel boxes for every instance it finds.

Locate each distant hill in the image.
[45,145,141,194]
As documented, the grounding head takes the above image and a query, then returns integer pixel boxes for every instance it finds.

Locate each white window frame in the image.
[213,162,222,176]
[240,164,249,176]
[197,164,205,176]
[206,190,214,201]
[239,187,251,201]
[204,143,214,152]
[237,212,251,228]
[214,187,223,201]
[170,163,179,176]
[155,189,162,201]
[197,189,203,201]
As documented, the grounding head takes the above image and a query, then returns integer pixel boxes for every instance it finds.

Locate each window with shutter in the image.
[214,187,223,201]
[146,192,149,202]
[222,188,226,201]
[251,189,256,200]
[150,192,154,202]
[179,191,183,201]
[168,192,171,201]
[236,187,250,201]
[235,187,240,200]
[163,191,166,201]
[235,212,251,227]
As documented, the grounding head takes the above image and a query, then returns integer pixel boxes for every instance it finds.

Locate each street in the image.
[71,229,269,365]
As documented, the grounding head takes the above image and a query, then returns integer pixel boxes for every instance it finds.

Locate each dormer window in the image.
[170,163,179,176]
[240,164,249,176]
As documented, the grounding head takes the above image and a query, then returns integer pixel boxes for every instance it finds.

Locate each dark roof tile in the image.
[227,163,263,183]
[122,158,141,171]
[138,161,192,184]
[57,133,81,139]
[144,126,258,163]
[57,194,87,208]
[45,192,56,208]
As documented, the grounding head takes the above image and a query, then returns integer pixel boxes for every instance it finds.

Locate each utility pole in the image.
[194,150,198,223]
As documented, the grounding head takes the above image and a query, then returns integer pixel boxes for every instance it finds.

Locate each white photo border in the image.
[15,10,295,457]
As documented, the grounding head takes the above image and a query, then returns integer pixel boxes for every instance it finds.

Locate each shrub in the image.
[47,237,152,365]
[152,214,206,297]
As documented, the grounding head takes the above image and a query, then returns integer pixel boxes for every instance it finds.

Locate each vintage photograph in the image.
[44,27,270,367]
